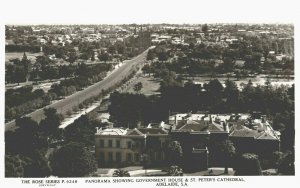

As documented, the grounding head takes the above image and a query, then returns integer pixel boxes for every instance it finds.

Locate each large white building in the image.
[95,126,169,167]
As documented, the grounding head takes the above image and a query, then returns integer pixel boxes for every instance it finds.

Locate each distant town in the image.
[5,23,294,177]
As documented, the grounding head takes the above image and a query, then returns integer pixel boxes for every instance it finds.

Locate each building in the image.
[169,114,229,172]
[228,114,280,166]
[94,113,280,171]
[168,113,280,172]
[95,126,169,168]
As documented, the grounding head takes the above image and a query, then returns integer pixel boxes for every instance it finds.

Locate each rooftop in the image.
[95,127,168,137]
[95,128,127,136]
[179,120,225,132]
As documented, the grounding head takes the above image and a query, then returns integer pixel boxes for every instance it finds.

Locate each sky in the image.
[0,0,298,24]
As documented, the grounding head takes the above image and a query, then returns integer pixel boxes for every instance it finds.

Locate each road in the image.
[5,48,150,131]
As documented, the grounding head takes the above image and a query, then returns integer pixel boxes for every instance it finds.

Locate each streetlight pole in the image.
[144,133,147,176]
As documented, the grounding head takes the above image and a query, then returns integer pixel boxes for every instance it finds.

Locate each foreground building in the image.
[95,126,169,168]
[168,113,280,171]
[94,113,280,171]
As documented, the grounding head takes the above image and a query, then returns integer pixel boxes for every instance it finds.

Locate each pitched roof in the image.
[179,120,225,132]
[180,120,209,131]
[175,120,187,129]
[125,129,144,136]
[137,128,168,135]
[96,128,127,135]
[229,129,262,138]
[256,132,278,140]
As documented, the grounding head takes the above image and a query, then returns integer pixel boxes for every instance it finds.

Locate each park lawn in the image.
[5,52,44,63]
[121,75,161,96]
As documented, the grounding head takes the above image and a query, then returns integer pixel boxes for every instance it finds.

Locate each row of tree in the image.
[5,108,98,177]
[109,80,294,151]
[5,62,112,121]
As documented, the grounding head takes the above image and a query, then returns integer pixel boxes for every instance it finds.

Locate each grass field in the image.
[120,74,161,95]
[5,52,44,64]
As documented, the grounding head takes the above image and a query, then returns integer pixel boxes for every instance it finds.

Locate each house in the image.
[95,126,169,168]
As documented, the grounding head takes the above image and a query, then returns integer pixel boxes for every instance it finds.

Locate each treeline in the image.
[145,56,293,78]
[5,66,139,177]
[48,63,112,98]
[5,108,98,177]
[5,86,53,121]
[146,38,294,75]
[5,63,112,121]
[5,109,63,177]
[5,44,41,53]
[109,80,294,150]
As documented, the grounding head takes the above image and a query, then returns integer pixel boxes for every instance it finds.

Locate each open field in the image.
[5,52,44,63]
[120,74,161,95]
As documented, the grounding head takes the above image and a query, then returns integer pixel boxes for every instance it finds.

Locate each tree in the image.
[234,153,262,176]
[146,50,155,62]
[75,63,89,77]
[64,115,95,146]
[218,140,236,174]
[224,80,240,112]
[39,108,63,139]
[222,57,234,73]
[108,45,116,55]
[142,64,151,76]
[140,153,150,176]
[133,82,143,93]
[21,52,32,81]
[91,53,95,61]
[35,55,51,72]
[13,66,27,85]
[22,151,51,177]
[59,65,74,79]
[205,79,223,93]
[50,142,97,177]
[5,154,25,177]
[167,165,183,176]
[277,150,294,175]
[113,169,131,177]
[244,53,262,72]
[202,24,208,34]
[167,141,183,166]
[98,52,110,62]
[158,51,169,62]
[6,117,39,154]
[108,92,150,127]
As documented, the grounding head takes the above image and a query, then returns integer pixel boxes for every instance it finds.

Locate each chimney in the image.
[160,121,165,128]
[108,122,113,129]
[261,115,266,123]
[202,114,208,120]
[137,121,142,128]
[222,122,227,131]
[184,116,188,124]
[95,127,102,133]
[235,114,241,121]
